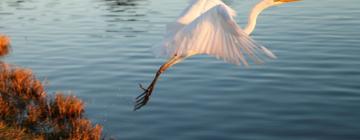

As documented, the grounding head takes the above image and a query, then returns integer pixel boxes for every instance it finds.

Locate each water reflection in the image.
[100,0,149,35]
[4,0,27,8]
[2,0,37,11]
[104,0,140,6]
[101,0,145,13]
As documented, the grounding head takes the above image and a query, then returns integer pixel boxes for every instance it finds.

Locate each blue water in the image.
[1,0,360,139]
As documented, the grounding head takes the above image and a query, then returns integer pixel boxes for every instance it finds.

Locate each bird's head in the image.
[265,0,301,6]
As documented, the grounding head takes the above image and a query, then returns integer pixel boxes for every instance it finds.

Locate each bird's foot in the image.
[134,83,154,111]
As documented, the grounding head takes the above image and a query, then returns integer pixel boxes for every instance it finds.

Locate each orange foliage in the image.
[0,34,104,139]
[52,94,84,118]
[0,35,10,56]
[0,64,103,139]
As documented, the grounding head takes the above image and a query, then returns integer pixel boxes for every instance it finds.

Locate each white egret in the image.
[135,0,301,110]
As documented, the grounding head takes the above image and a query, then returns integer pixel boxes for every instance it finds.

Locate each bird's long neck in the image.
[244,1,271,35]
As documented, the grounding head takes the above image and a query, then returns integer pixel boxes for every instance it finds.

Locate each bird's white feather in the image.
[165,0,235,36]
[155,4,275,66]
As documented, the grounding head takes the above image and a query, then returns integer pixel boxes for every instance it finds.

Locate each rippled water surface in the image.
[1,0,360,139]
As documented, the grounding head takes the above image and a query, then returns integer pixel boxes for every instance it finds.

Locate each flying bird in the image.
[135,0,300,110]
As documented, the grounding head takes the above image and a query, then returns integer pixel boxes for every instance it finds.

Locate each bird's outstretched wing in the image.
[165,0,235,36]
[159,5,276,66]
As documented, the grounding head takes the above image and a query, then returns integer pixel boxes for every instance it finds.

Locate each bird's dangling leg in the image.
[134,55,182,111]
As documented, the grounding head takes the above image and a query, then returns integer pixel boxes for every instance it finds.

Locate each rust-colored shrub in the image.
[51,94,84,119]
[0,35,10,57]
[0,36,103,139]
[0,65,103,139]
[0,120,43,139]
[69,119,103,140]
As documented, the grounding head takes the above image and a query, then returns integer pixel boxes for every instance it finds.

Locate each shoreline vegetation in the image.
[0,35,103,139]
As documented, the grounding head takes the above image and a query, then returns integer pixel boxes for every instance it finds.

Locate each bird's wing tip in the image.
[260,46,277,59]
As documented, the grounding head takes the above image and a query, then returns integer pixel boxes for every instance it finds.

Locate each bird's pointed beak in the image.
[275,0,302,3]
